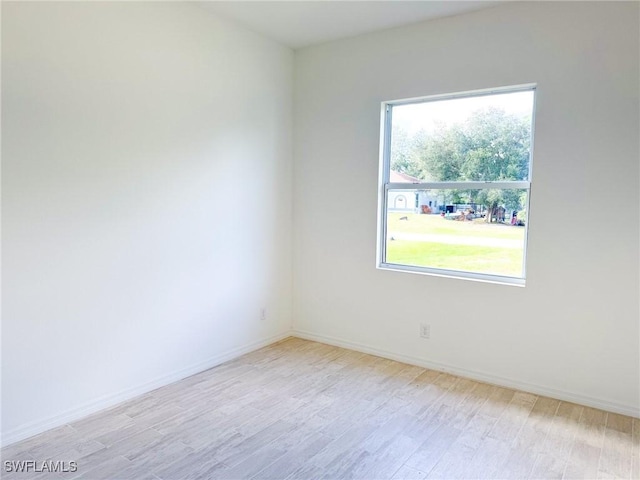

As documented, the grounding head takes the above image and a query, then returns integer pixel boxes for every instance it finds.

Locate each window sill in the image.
[377,262,526,287]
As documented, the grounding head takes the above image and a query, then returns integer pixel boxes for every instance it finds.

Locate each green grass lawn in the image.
[387,212,524,240]
[386,213,525,277]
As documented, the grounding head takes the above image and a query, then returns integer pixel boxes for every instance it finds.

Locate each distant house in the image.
[388,170,439,213]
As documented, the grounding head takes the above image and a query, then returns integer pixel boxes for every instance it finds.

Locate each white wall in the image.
[2,2,293,443]
[293,2,640,416]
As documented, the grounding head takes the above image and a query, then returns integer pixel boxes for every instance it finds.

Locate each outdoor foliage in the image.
[391,107,531,221]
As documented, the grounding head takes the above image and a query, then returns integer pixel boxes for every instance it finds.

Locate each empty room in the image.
[2,1,639,479]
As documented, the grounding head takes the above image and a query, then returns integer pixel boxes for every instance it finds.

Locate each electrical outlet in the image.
[420,323,430,339]
[260,308,267,321]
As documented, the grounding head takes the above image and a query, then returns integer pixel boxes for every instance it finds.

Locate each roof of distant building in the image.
[390,170,421,183]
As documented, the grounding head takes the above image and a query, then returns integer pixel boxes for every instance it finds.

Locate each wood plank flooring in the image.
[2,338,639,479]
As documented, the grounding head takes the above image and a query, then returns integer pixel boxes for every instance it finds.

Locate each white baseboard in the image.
[292,329,640,419]
[1,331,292,447]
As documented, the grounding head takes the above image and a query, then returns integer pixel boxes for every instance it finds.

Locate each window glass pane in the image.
[390,90,534,182]
[385,188,528,278]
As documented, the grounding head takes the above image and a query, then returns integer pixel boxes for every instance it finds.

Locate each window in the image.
[377,85,536,285]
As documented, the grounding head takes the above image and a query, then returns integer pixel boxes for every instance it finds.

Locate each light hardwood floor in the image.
[2,338,639,480]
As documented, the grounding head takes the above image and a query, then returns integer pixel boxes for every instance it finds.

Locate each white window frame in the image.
[376,84,536,286]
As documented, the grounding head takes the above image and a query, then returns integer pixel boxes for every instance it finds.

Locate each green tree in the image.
[390,126,423,179]
[408,107,531,222]
[419,123,465,181]
[462,108,530,182]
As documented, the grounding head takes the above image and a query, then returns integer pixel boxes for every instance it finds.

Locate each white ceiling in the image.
[199,1,500,49]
